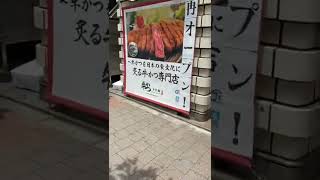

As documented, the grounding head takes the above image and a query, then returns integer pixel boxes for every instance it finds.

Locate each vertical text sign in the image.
[211,0,263,164]
[49,0,109,118]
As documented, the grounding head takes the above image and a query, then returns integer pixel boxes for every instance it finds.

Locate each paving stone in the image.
[159,165,184,180]
[117,147,139,160]
[172,158,194,174]
[190,142,209,155]
[114,129,130,139]
[157,137,176,147]
[144,135,159,146]
[109,127,116,134]
[164,146,185,160]
[139,127,150,136]
[173,139,194,150]
[131,140,150,153]
[115,138,134,150]
[183,170,207,180]
[136,149,156,166]
[192,157,211,179]
[144,160,167,176]
[152,153,175,168]
[110,154,125,170]
[147,143,167,156]
[109,134,118,144]
[129,131,145,142]
[109,95,211,179]
[125,125,138,134]
[180,149,203,164]
[110,142,122,155]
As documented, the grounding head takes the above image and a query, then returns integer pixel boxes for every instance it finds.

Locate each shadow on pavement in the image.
[109,158,173,180]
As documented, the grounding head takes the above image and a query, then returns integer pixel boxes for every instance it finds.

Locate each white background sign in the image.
[48,0,109,119]
[123,0,198,113]
[212,0,263,162]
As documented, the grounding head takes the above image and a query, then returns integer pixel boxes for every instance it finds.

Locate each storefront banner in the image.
[211,0,263,167]
[122,0,198,114]
[47,0,109,120]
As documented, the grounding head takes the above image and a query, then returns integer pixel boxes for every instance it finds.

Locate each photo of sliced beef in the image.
[148,24,155,56]
[142,27,148,53]
[152,24,165,59]
[160,21,176,49]
[166,21,183,48]
[127,19,184,62]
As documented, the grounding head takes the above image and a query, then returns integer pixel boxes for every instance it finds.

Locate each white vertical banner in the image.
[47,0,109,120]
[211,0,263,167]
[122,0,198,114]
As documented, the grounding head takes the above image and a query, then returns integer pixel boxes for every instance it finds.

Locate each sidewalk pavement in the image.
[0,97,107,180]
[109,93,211,180]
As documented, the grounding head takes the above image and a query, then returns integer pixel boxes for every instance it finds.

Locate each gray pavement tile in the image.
[159,165,184,180]
[172,139,194,150]
[144,160,167,177]
[138,127,150,136]
[115,138,134,150]
[128,131,145,142]
[113,121,128,131]
[124,125,138,134]
[147,143,167,156]
[157,137,176,148]
[179,149,203,164]
[200,150,211,164]
[143,134,159,146]
[192,157,211,179]
[124,118,136,126]
[135,149,156,166]
[164,146,185,160]
[117,147,139,160]
[109,95,211,180]
[151,153,175,169]
[110,142,122,155]
[131,140,150,153]
[110,154,125,170]
[183,170,208,180]
[190,142,209,155]
[110,158,141,178]
[109,134,119,145]
[114,129,130,140]
[109,127,116,134]
[172,158,194,174]
[109,170,125,180]
[181,133,201,144]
